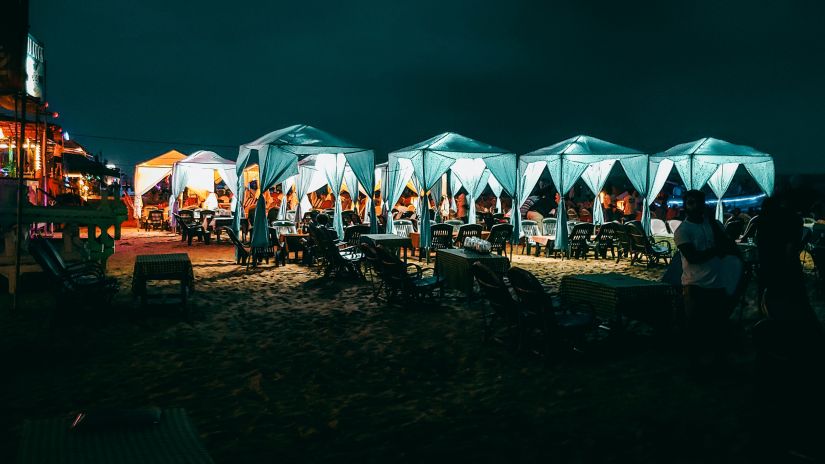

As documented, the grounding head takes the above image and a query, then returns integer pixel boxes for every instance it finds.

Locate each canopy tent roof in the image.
[654,137,775,223]
[235,124,377,245]
[387,131,517,245]
[521,134,644,161]
[132,149,187,218]
[169,150,239,226]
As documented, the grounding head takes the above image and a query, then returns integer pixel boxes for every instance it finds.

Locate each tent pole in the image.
[13,91,27,313]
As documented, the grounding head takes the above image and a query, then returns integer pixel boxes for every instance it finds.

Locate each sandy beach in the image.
[1,227,822,462]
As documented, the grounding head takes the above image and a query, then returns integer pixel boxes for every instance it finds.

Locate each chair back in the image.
[568,223,594,257]
[271,220,297,236]
[650,218,670,236]
[724,219,745,241]
[343,224,370,248]
[567,208,579,221]
[27,237,66,284]
[667,219,682,234]
[286,210,297,222]
[267,207,280,223]
[429,223,454,250]
[488,223,514,254]
[456,224,483,247]
[542,218,557,236]
[148,210,164,223]
[341,209,356,225]
[803,217,815,227]
[178,209,195,224]
[392,219,414,237]
[200,209,215,222]
[506,267,550,310]
[579,209,592,223]
[625,223,647,251]
[739,215,759,242]
[470,262,513,309]
[445,219,464,234]
[520,220,541,239]
[220,226,245,249]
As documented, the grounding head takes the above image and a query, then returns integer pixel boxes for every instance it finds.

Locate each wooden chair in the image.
[455,224,482,248]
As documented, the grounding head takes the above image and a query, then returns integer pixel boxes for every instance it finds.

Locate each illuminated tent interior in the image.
[235,124,375,248]
[518,135,648,249]
[387,132,517,248]
[169,150,237,225]
[132,149,186,218]
[654,137,775,224]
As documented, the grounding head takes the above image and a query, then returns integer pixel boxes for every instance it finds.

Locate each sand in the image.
[1,227,823,462]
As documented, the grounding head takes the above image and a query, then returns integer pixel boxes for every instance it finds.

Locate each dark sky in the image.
[30,0,825,175]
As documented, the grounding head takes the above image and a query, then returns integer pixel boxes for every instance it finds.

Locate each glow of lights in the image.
[63,131,70,141]
[106,163,116,169]
[0,128,4,139]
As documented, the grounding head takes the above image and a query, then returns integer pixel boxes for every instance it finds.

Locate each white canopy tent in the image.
[235,125,375,248]
[387,132,517,248]
[655,137,775,223]
[517,135,648,249]
[132,149,186,219]
[169,150,237,226]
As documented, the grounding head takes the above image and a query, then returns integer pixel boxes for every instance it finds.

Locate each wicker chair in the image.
[507,266,595,356]
[455,224,482,248]
[343,224,370,249]
[471,261,519,348]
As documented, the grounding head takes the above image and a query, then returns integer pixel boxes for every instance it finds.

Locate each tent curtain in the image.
[449,172,461,212]
[638,159,673,235]
[450,158,489,223]
[293,165,318,226]
[343,150,377,232]
[487,171,503,213]
[133,166,171,219]
[580,159,616,225]
[318,153,347,240]
[384,159,414,234]
[744,160,775,196]
[548,159,588,250]
[429,173,444,222]
[513,161,547,244]
[168,167,189,228]
[707,163,739,223]
[277,175,296,220]
[251,146,299,248]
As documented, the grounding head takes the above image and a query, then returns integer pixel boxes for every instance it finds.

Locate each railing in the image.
[0,184,128,293]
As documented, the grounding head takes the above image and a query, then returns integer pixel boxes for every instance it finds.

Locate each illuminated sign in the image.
[25,34,44,99]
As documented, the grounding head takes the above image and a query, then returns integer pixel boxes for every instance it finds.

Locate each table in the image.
[560,273,674,328]
[435,248,510,297]
[18,408,213,463]
[210,216,234,242]
[361,234,413,262]
[409,230,490,250]
[281,232,308,262]
[132,253,194,307]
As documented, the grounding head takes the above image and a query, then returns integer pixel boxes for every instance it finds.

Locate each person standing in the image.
[675,189,740,372]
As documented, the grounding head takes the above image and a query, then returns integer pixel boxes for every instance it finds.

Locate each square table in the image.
[209,216,234,242]
[360,234,413,262]
[435,248,510,297]
[18,408,213,463]
[132,253,195,307]
[560,273,674,328]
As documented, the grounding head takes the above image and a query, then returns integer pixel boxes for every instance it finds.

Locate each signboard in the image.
[0,0,28,94]
[25,34,44,99]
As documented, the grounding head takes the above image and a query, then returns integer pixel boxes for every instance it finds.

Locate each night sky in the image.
[30,0,825,175]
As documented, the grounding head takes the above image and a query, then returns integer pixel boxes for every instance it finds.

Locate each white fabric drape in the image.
[707,163,739,223]
[580,159,615,225]
[384,158,414,234]
[277,175,296,220]
[450,158,489,222]
[133,166,171,219]
[318,153,347,239]
[449,172,462,213]
[487,171,504,213]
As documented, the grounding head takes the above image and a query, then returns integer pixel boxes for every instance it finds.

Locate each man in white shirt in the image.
[675,189,739,371]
